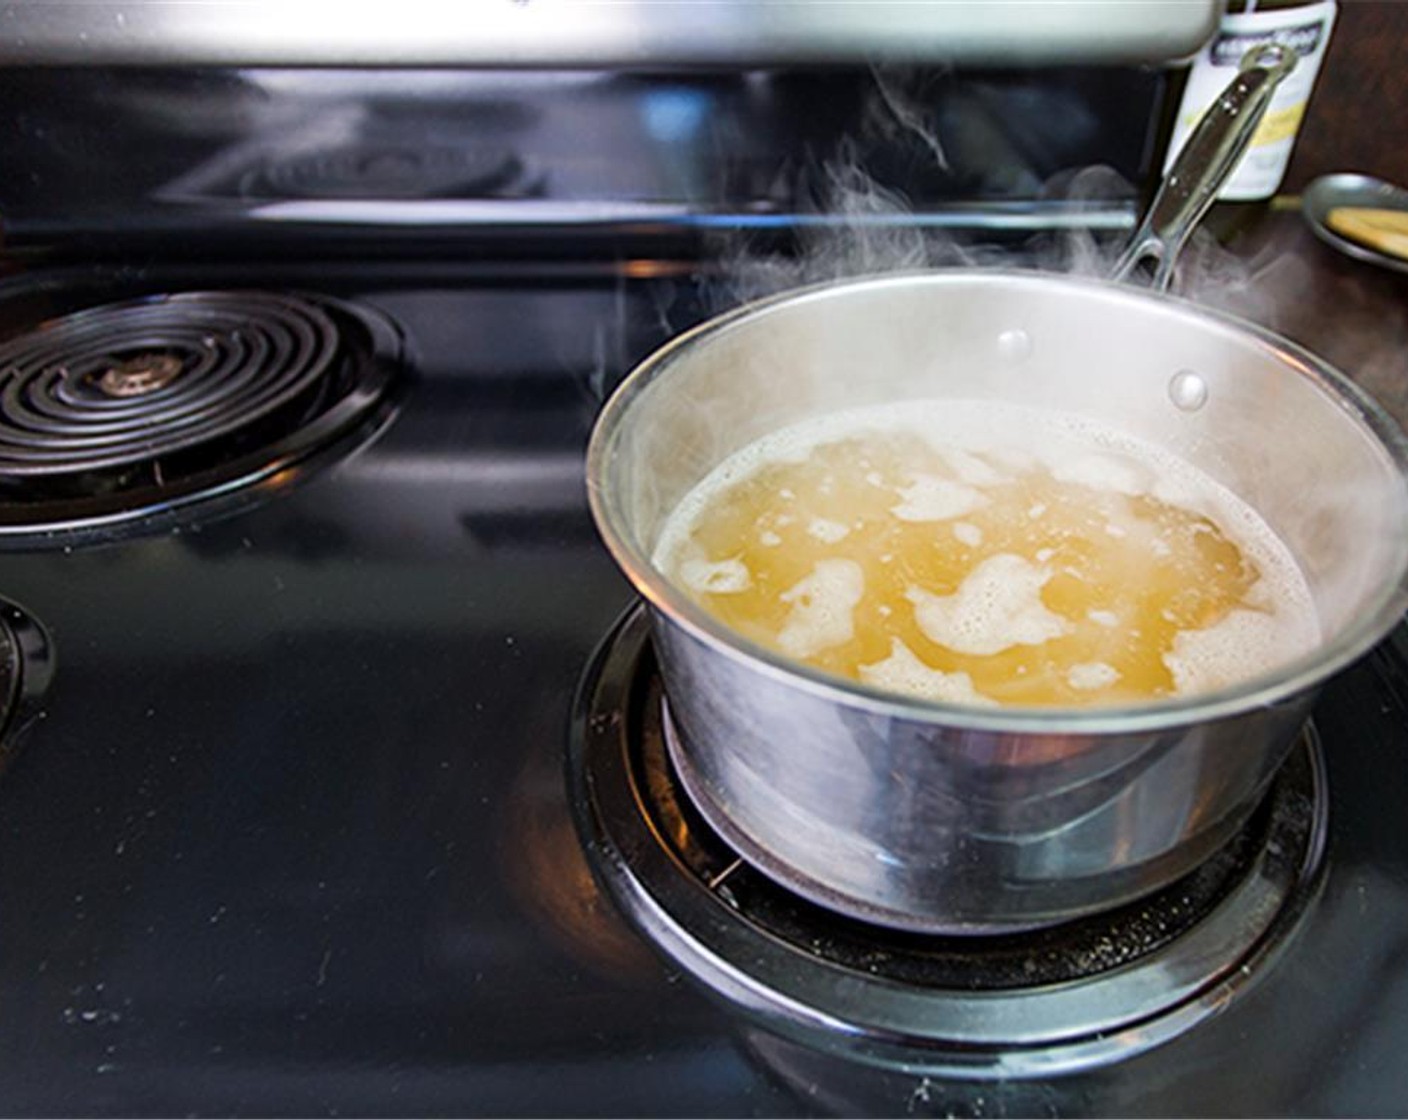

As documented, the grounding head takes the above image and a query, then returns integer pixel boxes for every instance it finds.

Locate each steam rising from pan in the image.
[618,67,1408,670]
[696,68,1295,324]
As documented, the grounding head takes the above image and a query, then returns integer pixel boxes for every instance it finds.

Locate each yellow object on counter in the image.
[1326,206,1408,261]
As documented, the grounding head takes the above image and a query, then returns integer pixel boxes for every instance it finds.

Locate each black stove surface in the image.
[0,261,1405,1117]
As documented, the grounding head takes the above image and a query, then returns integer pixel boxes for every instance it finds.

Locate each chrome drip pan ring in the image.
[570,604,1328,1077]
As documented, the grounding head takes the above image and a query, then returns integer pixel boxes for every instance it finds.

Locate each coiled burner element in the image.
[0,290,399,533]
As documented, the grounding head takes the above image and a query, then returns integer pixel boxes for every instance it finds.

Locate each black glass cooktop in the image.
[0,261,1404,1117]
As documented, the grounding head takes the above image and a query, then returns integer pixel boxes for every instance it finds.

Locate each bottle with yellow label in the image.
[1163,0,1337,236]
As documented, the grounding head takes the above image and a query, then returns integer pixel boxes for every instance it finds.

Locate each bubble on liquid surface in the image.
[1168,369,1209,412]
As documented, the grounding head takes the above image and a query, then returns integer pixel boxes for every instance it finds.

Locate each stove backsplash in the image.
[0,65,1174,259]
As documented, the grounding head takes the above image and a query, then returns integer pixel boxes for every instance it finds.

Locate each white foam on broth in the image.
[652,400,1321,705]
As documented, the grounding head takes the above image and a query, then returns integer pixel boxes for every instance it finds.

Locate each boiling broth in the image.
[654,402,1319,708]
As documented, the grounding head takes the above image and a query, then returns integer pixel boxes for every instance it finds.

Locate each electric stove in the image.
[0,249,1401,1118]
[0,53,1405,1119]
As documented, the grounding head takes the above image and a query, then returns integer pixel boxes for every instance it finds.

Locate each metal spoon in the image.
[1303,172,1408,274]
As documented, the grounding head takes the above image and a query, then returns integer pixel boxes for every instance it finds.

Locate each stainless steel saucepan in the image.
[585,47,1408,932]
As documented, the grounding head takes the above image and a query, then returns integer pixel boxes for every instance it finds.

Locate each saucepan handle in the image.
[1112,43,1298,292]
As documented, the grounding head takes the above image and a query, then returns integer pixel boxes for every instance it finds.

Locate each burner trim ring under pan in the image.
[570,604,1328,1078]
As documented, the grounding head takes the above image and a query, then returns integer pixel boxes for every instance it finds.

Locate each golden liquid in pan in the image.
[655,405,1319,708]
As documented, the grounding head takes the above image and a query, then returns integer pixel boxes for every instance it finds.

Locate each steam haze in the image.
[701,68,1288,328]
[599,68,1407,676]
